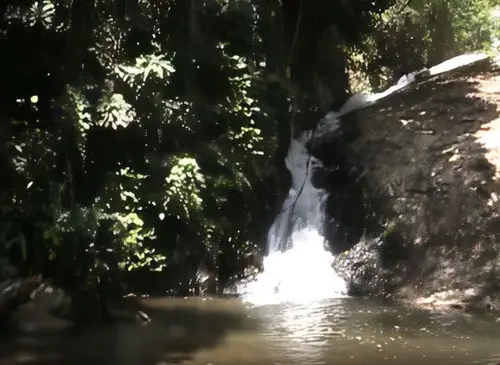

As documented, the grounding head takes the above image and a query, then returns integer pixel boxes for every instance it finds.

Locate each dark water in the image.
[1,297,500,365]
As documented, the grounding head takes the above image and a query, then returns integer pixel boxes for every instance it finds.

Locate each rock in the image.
[1,278,73,333]
[105,302,152,325]
[0,276,43,320]
[11,306,73,333]
[136,310,151,323]
[328,56,500,303]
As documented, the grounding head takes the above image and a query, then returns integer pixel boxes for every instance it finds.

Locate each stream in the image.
[1,296,500,365]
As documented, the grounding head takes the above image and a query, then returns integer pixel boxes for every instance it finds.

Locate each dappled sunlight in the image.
[475,116,500,182]
[474,73,500,183]
[340,54,500,303]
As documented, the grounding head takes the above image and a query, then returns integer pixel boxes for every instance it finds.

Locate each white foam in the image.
[242,228,348,306]
[240,129,348,305]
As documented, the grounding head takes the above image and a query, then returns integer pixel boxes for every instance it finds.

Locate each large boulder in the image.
[322,56,500,307]
[0,278,73,333]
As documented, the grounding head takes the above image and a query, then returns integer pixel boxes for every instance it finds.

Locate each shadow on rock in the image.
[317,58,500,300]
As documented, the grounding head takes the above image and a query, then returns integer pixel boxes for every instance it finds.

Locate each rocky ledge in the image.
[328,56,500,311]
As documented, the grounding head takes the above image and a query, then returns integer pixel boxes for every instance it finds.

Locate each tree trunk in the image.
[281,0,350,113]
[427,0,455,65]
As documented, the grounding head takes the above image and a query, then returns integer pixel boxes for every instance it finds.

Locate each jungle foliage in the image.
[0,0,498,305]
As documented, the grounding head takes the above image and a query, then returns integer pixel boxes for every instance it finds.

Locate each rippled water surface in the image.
[2,297,500,365]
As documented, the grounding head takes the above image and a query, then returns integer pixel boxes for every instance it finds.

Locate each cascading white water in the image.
[240,117,348,306]
[240,52,488,306]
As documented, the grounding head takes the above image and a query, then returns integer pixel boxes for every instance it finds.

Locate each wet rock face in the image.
[310,116,368,255]
[329,58,500,300]
[332,238,384,296]
[331,231,414,297]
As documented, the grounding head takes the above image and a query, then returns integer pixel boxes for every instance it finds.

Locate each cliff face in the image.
[326,57,500,308]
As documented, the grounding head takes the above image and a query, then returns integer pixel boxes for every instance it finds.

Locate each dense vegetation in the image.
[0,0,498,314]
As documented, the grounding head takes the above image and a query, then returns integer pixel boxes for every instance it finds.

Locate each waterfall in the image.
[238,76,414,306]
[240,115,348,306]
[238,75,417,305]
[239,52,488,306]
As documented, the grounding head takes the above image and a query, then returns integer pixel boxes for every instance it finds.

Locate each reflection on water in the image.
[2,297,500,365]
[261,300,334,365]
